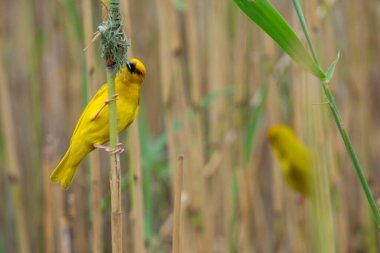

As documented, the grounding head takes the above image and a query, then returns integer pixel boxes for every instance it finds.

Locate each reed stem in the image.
[98,0,129,251]
[82,0,103,250]
[0,63,30,253]
[172,155,184,253]
[106,67,123,253]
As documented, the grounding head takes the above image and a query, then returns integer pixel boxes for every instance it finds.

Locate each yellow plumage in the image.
[267,125,311,197]
[50,58,146,189]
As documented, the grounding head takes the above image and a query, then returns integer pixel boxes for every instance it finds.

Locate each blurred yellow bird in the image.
[51,58,146,189]
[267,125,311,197]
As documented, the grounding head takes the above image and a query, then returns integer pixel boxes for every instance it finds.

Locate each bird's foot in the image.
[113,143,125,154]
[107,93,119,102]
[90,93,119,121]
[94,142,124,154]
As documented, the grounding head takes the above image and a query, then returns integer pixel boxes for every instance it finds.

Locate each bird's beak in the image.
[126,61,136,73]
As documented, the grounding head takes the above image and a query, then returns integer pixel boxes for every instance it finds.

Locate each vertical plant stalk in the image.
[106,4,121,253]
[98,0,129,251]
[321,81,380,226]
[106,67,123,252]
[0,65,30,253]
[172,155,184,253]
[91,152,103,253]
[82,0,103,251]
[128,122,146,253]
[119,2,146,251]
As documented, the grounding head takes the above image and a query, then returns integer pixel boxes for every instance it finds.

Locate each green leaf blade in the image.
[234,0,325,79]
[324,52,340,83]
[243,85,268,163]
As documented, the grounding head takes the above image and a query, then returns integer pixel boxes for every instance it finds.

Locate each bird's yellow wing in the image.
[70,84,108,141]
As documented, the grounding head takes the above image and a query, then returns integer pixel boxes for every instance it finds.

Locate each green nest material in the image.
[98,14,130,72]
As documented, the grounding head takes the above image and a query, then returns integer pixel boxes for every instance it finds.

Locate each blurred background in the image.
[1,0,380,252]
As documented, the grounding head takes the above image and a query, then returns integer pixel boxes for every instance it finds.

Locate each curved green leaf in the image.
[234,0,325,79]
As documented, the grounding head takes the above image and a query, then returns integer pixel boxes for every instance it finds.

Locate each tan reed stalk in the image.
[154,0,177,191]
[238,127,268,253]
[43,157,54,253]
[206,0,229,145]
[205,1,232,251]
[291,4,335,251]
[319,7,349,252]
[172,155,184,253]
[120,2,146,251]
[99,0,127,251]
[108,67,122,253]
[0,57,30,253]
[155,1,211,252]
[122,69,132,251]
[71,61,88,253]
[90,153,103,253]
[39,2,66,249]
[285,67,306,253]
[343,1,376,251]
[298,70,336,253]
[261,32,288,252]
[105,64,123,252]
[82,0,103,252]
[233,14,249,253]
[128,122,146,253]
[0,1,4,244]
[184,2,215,252]
[250,147,274,252]
[274,2,337,252]
[185,0,205,169]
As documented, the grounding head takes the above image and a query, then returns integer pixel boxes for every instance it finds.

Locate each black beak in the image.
[126,61,136,73]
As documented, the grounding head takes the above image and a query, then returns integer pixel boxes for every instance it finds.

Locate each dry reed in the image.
[172,155,184,253]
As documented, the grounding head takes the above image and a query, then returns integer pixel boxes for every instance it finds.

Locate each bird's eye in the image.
[127,62,136,73]
[135,70,143,76]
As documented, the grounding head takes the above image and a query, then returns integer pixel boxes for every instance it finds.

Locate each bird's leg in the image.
[94,144,112,152]
[94,142,125,154]
[90,93,119,121]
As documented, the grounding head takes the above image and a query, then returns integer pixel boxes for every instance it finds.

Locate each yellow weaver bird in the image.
[51,58,146,189]
[267,125,311,197]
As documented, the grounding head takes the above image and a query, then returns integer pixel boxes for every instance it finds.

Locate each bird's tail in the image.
[50,148,78,190]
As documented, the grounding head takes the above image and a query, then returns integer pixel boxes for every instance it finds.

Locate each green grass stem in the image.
[321,81,380,227]
[291,0,320,67]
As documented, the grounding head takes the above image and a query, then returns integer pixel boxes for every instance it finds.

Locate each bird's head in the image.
[118,58,146,84]
[267,125,295,147]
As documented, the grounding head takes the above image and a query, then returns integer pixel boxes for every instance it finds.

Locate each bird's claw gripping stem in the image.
[90,93,119,121]
[113,143,125,154]
[94,142,125,154]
